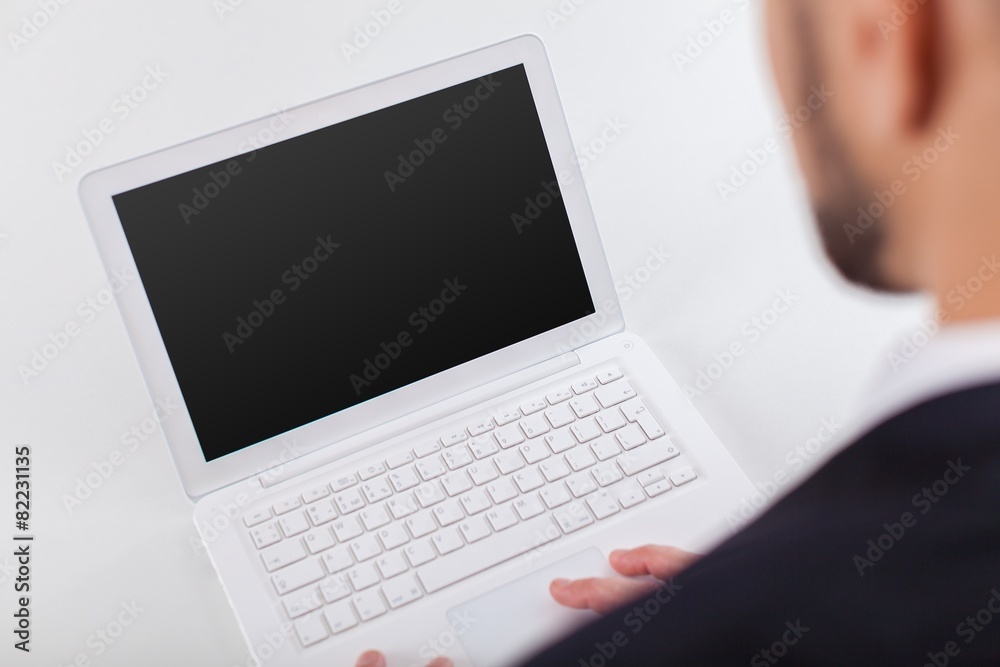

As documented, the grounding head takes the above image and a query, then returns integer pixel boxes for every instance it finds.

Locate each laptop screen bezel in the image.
[78,35,624,498]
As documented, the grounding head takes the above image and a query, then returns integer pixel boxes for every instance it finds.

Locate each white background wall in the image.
[1,0,929,664]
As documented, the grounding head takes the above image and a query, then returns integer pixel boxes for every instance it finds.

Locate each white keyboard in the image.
[241,366,698,648]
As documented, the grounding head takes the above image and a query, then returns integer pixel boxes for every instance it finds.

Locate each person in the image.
[356,0,1000,663]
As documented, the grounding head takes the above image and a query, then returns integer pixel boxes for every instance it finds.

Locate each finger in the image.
[550,576,657,614]
[608,545,701,580]
[427,658,454,667]
[356,650,387,667]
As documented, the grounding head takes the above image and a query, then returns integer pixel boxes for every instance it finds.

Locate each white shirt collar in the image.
[851,320,1000,438]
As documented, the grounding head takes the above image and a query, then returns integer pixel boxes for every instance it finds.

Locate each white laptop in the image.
[80,35,755,667]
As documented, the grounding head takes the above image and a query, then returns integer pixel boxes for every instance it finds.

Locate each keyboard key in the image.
[468,419,494,436]
[620,399,666,439]
[618,442,681,476]
[468,461,499,486]
[486,505,518,531]
[486,479,517,504]
[417,515,560,594]
[383,573,423,609]
[442,471,473,497]
[544,429,577,454]
[459,516,492,543]
[432,528,464,555]
[294,611,329,646]
[571,419,603,444]
[250,523,281,549]
[566,447,597,472]
[302,485,331,504]
[416,456,447,481]
[387,494,419,519]
[261,540,307,572]
[617,483,647,508]
[405,512,437,539]
[637,412,666,440]
[587,491,620,519]
[272,559,324,595]
[544,404,575,429]
[597,367,624,384]
[594,379,637,408]
[320,573,351,601]
[645,479,672,497]
[361,506,391,531]
[590,437,622,461]
[495,450,525,475]
[539,458,571,482]
[348,563,380,590]
[332,516,363,542]
[375,551,408,579]
[540,484,571,509]
[443,446,474,470]
[494,425,525,449]
[321,547,353,574]
[279,512,310,537]
[359,462,387,481]
[303,527,335,554]
[494,409,521,426]
[569,395,600,419]
[459,489,491,515]
[566,474,598,498]
[404,540,436,567]
[513,495,545,520]
[350,535,382,562]
[440,430,468,447]
[415,482,445,508]
[389,467,420,492]
[520,398,547,415]
[244,508,272,527]
[353,589,388,621]
[546,388,573,404]
[513,468,545,493]
[433,500,464,527]
[273,498,302,515]
[595,409,627,433]
[520,441,551,465]
[670,468,698,486]
[324,602,358,634]
[553,502,594,534]
[331,473,358,492]
[592,464,623,487]
[616,424,648,451]
[385,451,415,469]
[306,499,338,526]
[361,478,393,504]
[414,441,442,458]
[334,489,365,514]
[283,588,322,618]
[637,468,665,487]
[376,523,409,550]
[469,436,499,460]
[572,378,599,394]
[519,413,550,439]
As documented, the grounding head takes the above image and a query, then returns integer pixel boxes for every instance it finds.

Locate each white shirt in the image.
[852,320,1000,439]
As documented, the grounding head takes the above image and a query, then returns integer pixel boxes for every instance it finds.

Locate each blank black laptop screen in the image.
[112,64,596,462]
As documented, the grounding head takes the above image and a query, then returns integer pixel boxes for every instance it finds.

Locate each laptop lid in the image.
[79,35,623,498]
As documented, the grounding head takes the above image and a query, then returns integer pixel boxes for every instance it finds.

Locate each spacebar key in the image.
[417,515,560,594]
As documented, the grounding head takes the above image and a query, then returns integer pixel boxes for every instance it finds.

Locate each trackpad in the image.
[447,548,611,667]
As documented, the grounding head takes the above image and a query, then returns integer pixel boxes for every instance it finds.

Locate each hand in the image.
[549,545,701,614]
[355,650,452,667]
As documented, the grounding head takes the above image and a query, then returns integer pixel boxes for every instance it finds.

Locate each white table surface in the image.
[0,0,929,664]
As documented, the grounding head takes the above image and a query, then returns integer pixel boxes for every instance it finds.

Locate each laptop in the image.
[79,35,756,667]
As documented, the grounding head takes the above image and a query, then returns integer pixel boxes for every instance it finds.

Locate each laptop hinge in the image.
[256,351,581,489]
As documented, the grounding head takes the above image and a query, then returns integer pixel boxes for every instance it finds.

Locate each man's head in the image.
[765,0,1000,317]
